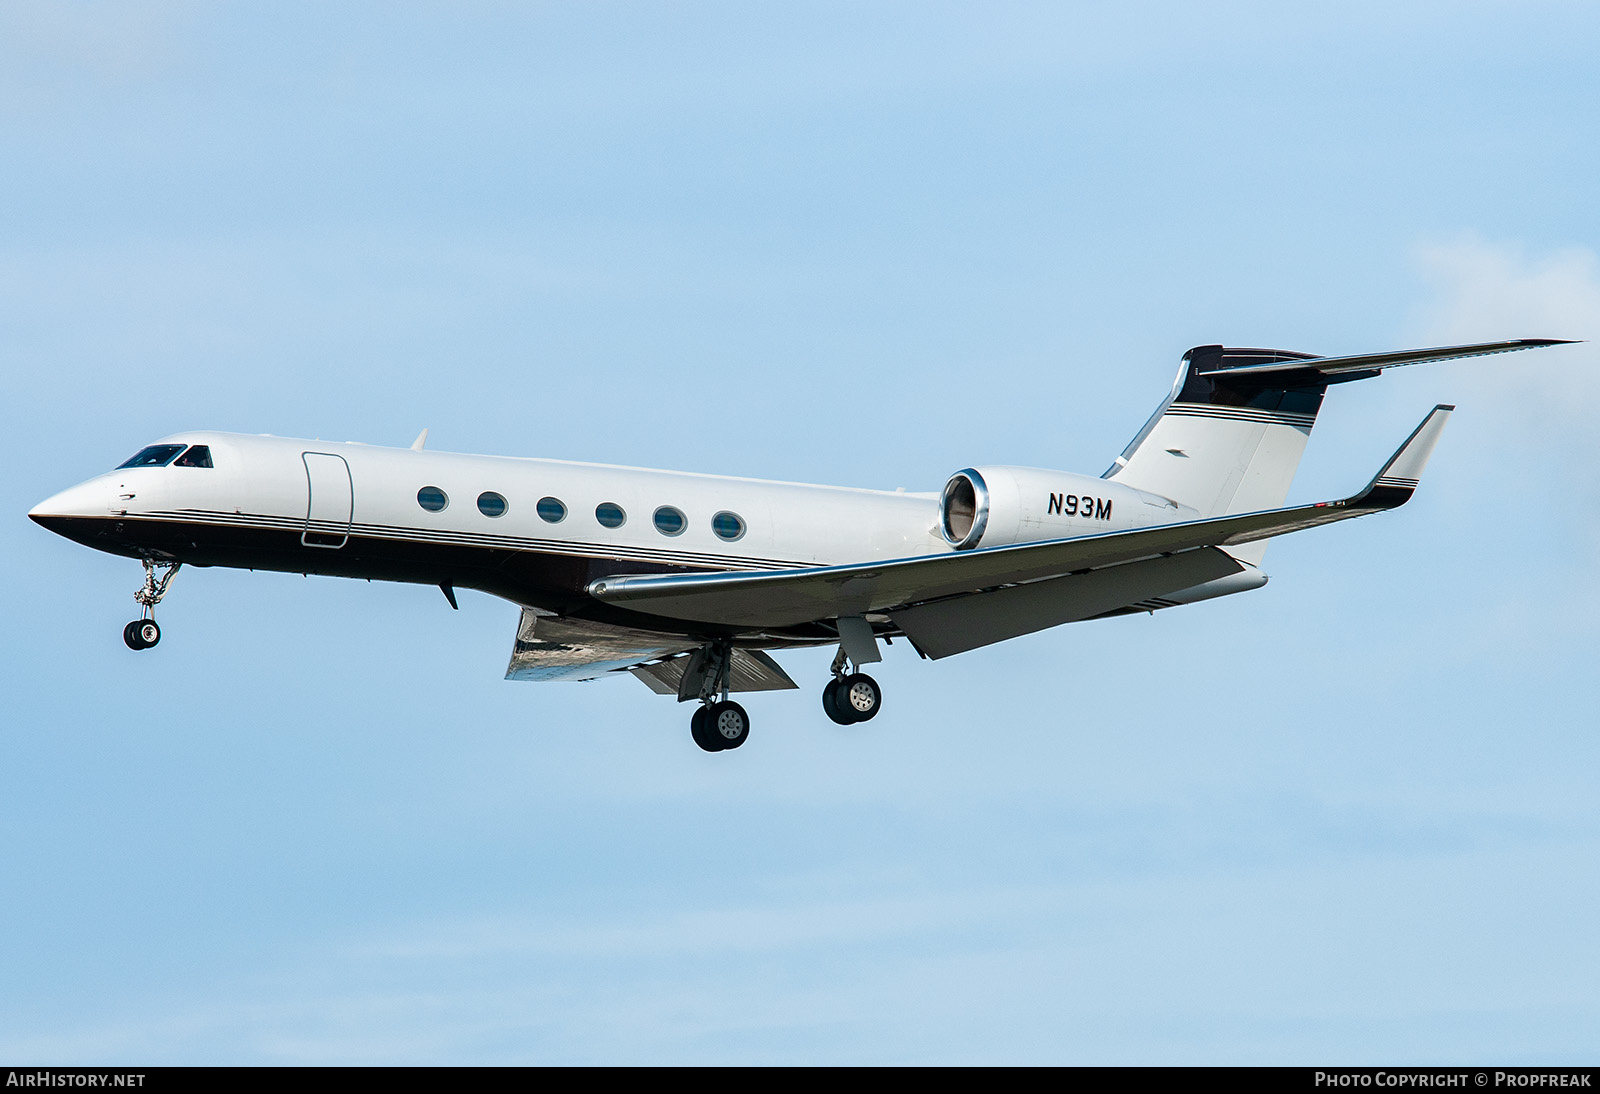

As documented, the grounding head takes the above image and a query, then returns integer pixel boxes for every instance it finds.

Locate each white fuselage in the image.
[57,431,945,566]
[31,431,1205,638]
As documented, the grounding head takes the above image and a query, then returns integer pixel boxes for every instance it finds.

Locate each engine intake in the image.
[939,469,989,550]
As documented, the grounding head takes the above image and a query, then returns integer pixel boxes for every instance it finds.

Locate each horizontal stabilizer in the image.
[1197,338,1575,379]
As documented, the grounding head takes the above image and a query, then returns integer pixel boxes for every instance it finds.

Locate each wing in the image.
[589,405,1454,631]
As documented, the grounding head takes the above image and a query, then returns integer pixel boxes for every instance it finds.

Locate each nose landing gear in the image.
[123,558,180,651]
[123,619,161,650]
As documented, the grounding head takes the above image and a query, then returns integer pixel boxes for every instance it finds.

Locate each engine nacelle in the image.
[938,465,1200,550]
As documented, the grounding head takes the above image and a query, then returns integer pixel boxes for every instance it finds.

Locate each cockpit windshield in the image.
[173,445,213,468]
[117,444,187,469]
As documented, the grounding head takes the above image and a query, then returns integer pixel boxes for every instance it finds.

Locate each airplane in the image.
[29,337,1573,752]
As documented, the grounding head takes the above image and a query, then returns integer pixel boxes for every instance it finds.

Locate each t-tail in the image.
[1104,338,1574,563]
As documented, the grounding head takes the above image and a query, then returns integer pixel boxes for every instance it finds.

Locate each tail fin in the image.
[1106,337,1572,514]
[1104,338,1571,564]
[1103,344,1333,521]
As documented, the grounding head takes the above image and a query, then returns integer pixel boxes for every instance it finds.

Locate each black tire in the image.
[135,619,161,648]
[690,705,723,752]
[839,673,881,722]
[706,700,750,749]
[822,679,856,725]
[123,621,146,650]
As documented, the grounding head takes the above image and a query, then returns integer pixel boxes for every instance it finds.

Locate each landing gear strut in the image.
[822,646,882,725]
[124,558,180,651]
[687,641,750,752]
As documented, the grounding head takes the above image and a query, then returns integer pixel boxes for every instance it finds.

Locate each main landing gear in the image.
[685,641,751,753]
[681,630,886,751]
[821,647,882,725]
[124,558,180,651]
[691,700,751,753]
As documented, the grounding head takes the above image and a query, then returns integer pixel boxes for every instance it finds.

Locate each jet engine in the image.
[938,466,1199,550]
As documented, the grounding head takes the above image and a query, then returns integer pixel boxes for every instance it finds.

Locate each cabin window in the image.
[537,497,567,523]
[477,491,508,518]
[117,444,185,469]
[417,486,449,512]
[595,502,626,529]
[653,506,687,537]
[173,445,213,468]
[712,511,746,542]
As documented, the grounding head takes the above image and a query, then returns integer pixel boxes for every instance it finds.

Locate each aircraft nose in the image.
[29,480,110,528]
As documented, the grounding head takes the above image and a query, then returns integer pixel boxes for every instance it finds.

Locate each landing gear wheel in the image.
[123,619,160,650]
[839,672,881,722]
[691,706,723,752]
[822,678,855,725]
[707,700,750,750]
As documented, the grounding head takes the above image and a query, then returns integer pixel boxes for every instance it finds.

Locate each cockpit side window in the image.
[174,445,213,468]
[117,444,186,469]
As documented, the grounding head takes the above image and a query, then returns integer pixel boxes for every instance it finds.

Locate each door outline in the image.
[302,452,353,549]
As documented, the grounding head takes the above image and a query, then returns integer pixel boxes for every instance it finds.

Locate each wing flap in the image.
[589,406,1453,630]
[629,648,799,697]
[505,610,698,683]
[891,547,1244,659]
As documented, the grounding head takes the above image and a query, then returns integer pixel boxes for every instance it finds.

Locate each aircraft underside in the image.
[32,510,866,645]
[35,508,890,750]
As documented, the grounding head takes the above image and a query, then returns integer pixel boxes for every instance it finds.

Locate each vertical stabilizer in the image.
[1105,345,1342,564]
[1105,338,1570,520]
[1105,338,1569,568]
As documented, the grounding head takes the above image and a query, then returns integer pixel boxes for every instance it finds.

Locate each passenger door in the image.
[302,452,353,549]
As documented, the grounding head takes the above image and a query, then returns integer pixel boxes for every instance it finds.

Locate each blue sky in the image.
[3,0,1598,1064]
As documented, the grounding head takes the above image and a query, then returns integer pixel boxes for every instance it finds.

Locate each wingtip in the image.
[1363,404,1454,505]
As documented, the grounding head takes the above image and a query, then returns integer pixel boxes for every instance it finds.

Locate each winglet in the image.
[1352,404,1454,509]
[411,428,429,451]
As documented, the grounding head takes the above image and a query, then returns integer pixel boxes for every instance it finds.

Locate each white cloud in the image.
[1408,237,1600,414]
[1412,237,1600,343]
[1414,236,1600,463]
[1406,236,1600,549]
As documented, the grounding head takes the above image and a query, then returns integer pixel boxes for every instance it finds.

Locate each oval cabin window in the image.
[477,492,508,518]
[417,487,448,512]
[653,506,687,537]
[595,502,626,529]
